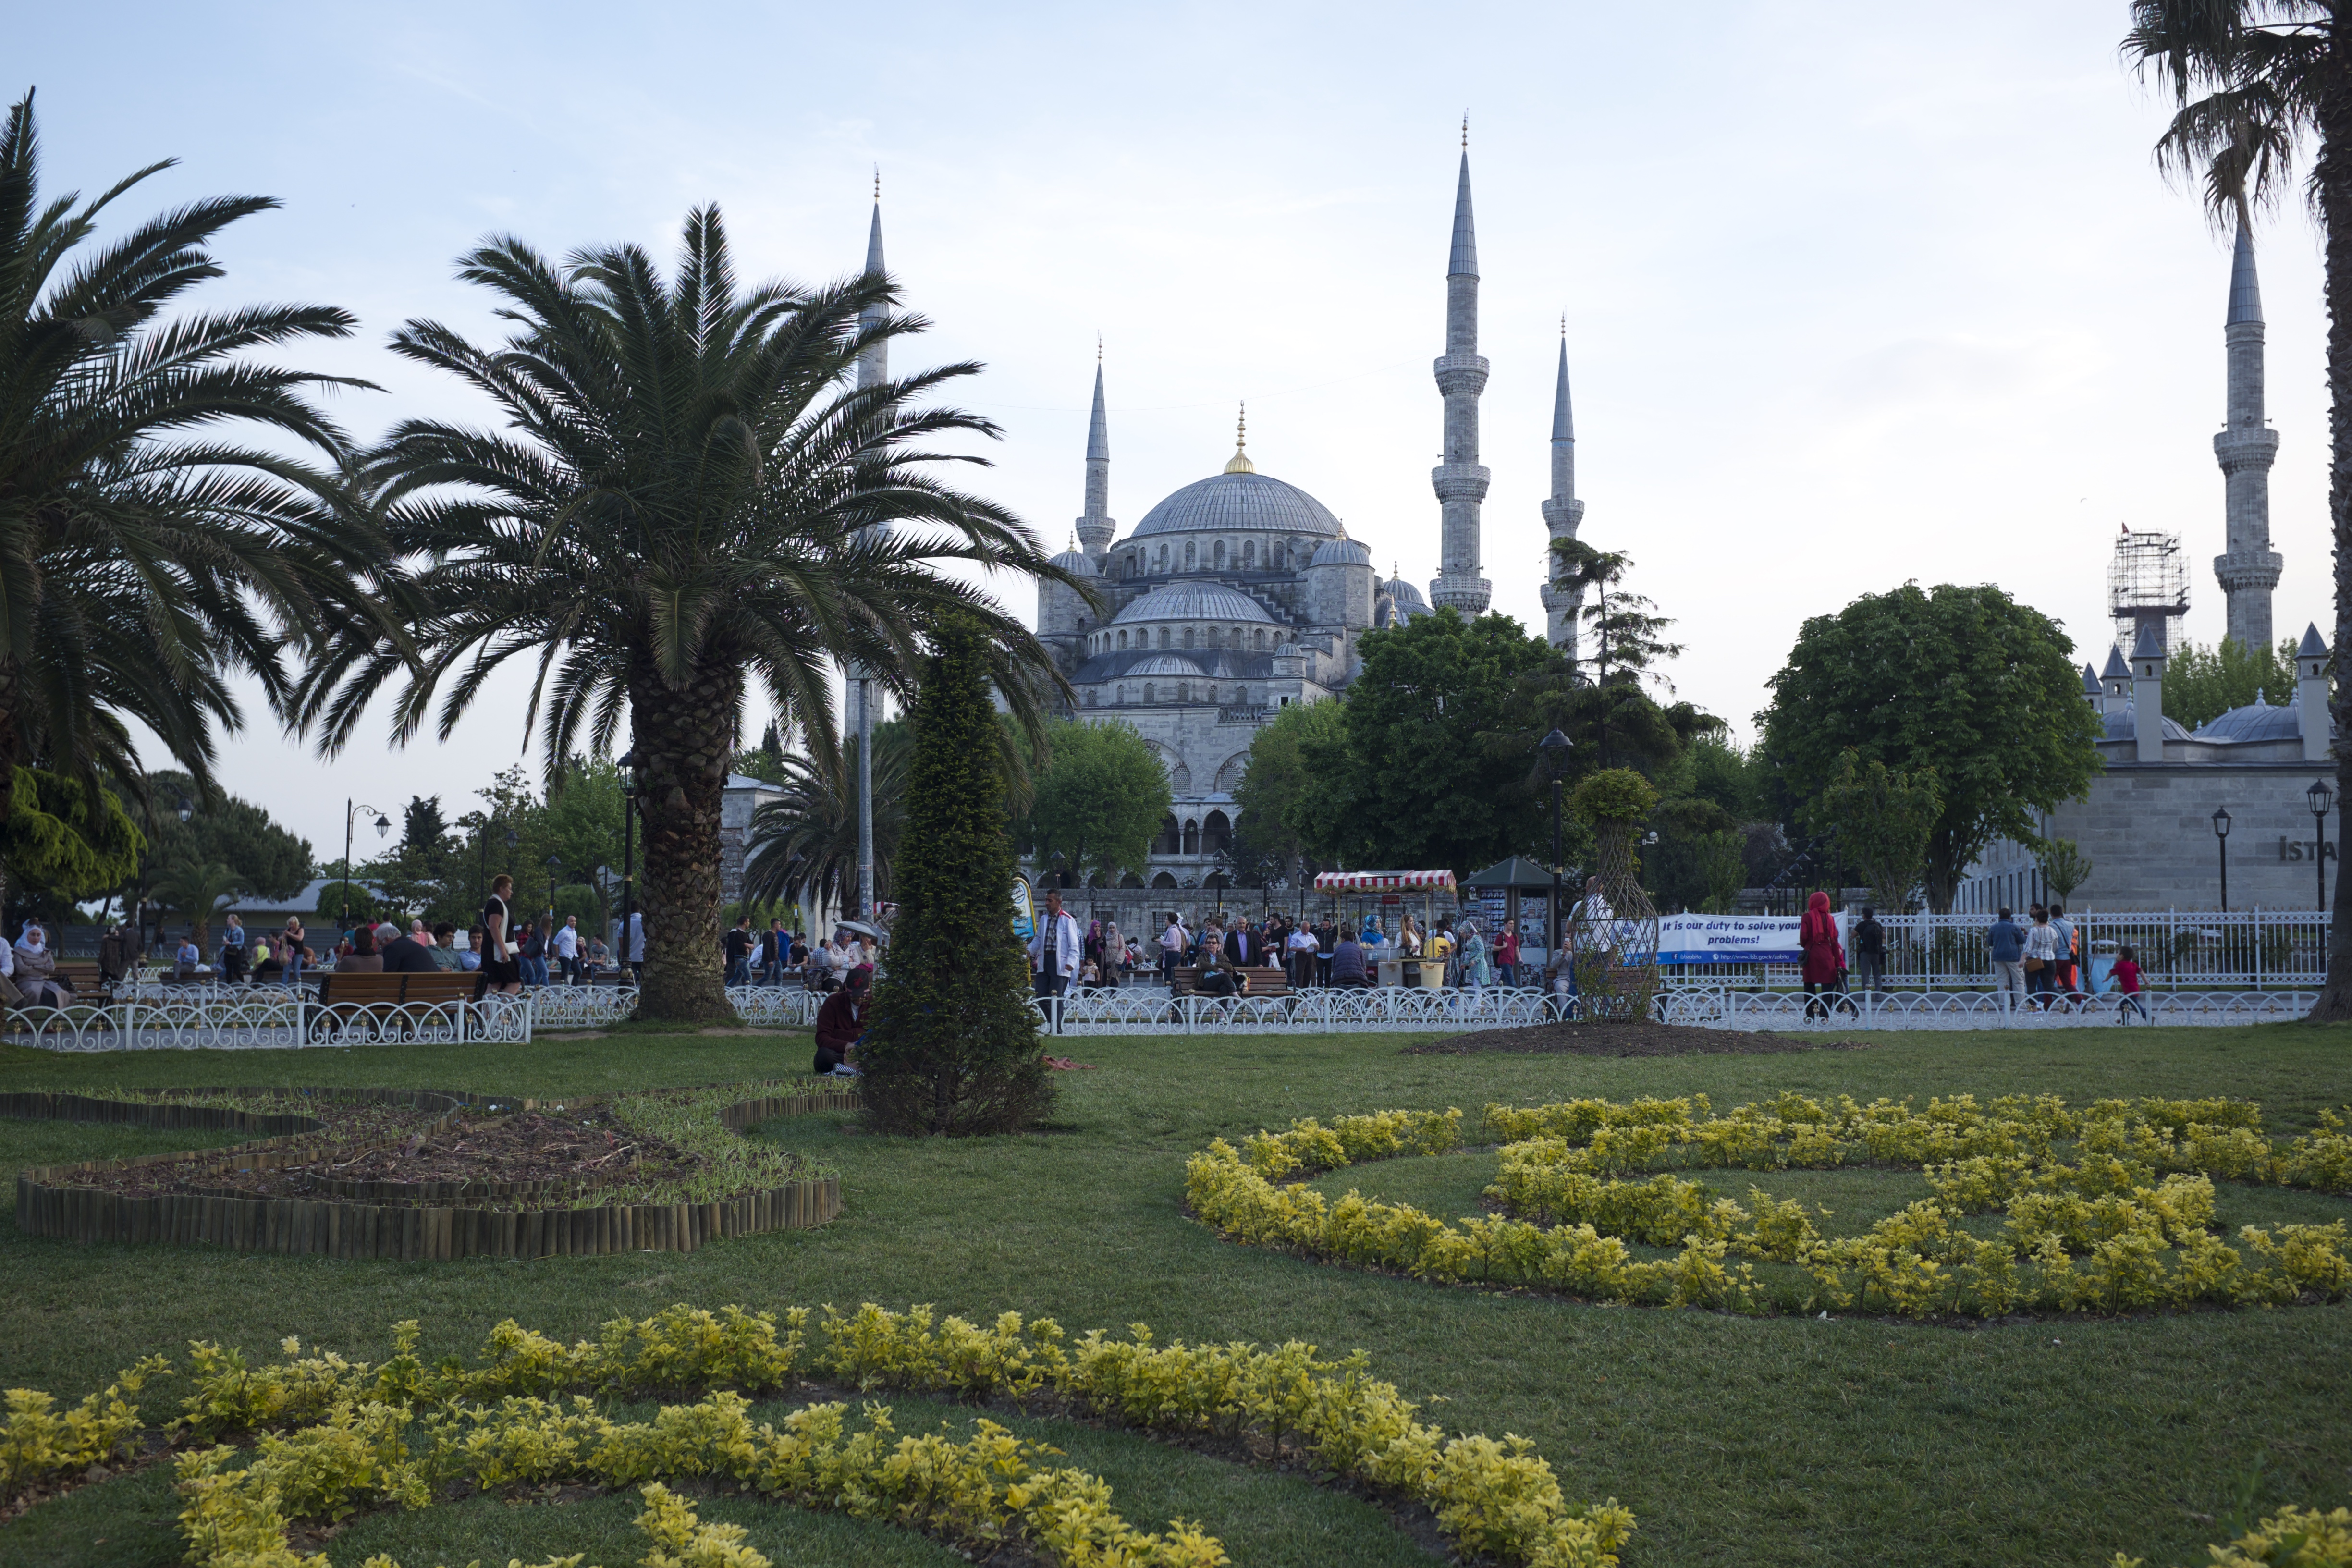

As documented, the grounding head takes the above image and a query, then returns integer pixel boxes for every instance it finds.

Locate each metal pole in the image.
[621,800,636,960]
[2219,834,2229,912]
[1549,777,1563,987]
[2320,815,2329,916]
[342,798,353,931]
[855,674,875,923]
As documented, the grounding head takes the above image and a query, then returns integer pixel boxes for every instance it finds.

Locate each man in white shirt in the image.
[1028,888,1084,1032]
[553,916,580,984]
[1159,915,1188,989]
[1286,923,1320,991]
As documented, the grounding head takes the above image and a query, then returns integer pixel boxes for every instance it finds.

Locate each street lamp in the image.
[545,854,562,922]
[2211,806,2231,912]
[1538,729,1573,990]
[175,791,194,825]
[2309,778,2336,915]
[342,800,390,931]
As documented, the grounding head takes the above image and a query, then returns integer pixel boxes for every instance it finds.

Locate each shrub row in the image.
[4,1302,1633,1568]
[1188,1092,2352,1318]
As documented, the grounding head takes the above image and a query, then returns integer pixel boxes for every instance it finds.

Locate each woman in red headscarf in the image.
[1799,890,1845,1018]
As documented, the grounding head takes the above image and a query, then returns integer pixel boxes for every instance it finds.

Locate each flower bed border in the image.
[8,1082,857,1259]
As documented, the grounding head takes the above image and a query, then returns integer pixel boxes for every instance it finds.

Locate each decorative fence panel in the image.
[2,993,533,1052]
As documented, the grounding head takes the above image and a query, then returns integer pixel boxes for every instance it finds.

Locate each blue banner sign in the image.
[1655,913,1834,966]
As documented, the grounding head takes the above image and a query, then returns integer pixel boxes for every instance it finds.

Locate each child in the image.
[2112,944,2147,1024]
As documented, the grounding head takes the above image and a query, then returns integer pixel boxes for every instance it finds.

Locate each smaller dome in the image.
[1125,654,1203,678]
[1111,581,1278,625]
[2103,705,2193,744]
[1310,538,1372,568]
[1384,575,1428,607]
[2193,702,2303,743]
[1049,548,1098,576]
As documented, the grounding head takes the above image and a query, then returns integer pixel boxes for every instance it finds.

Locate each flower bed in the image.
[8,1082,857,1259]
[1186,1092,2352,1317]
[3,1302,1635,1568]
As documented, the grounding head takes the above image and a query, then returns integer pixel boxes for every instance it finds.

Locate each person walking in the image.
[1102,919,1124,987]
[1159,913,1187,990]
[2049,903,2079,1003]
[1986,906,2025,1013]
[555,915,581,983]
[219,913,248,984]
[1286,920,1319,991]
[1852,906,1886,997]
[281,917,306,988]
[723,915,754,987]
[1029,887,1083,1032]
[1799,890,1845,1019]
[626,910,646,983]
[759,919,788,985]
[1495,919,1521,987]
[2022,906,2061,1010]
[2111,943,2149,1023]
[480,875,523,995]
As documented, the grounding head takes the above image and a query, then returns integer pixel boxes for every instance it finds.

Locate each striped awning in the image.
[1312,870,1458,893]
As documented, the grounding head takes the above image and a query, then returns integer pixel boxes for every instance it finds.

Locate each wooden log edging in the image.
[10,1083,859,1259]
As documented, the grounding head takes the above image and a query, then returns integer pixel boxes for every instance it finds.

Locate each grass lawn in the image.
[0,1021,2348,1568]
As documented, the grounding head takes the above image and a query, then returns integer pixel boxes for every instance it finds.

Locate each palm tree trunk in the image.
[631,662,742,1022]
[2317,42,2352,1021]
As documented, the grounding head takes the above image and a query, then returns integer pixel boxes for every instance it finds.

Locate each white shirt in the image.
[554,924,579,958]
[1029,908,1084,980]
[1161,923,1187,954]
[1287,929,1318,954]
[627,913,645,962]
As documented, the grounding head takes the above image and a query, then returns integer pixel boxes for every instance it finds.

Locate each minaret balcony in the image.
[2214,427,2280,470]
[1540,496,1584,530]
[1430,463,1491,502]
[1432,354,1490,396]
[2213,548,2284,591]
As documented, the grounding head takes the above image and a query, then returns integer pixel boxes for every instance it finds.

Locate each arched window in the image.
[1213,539,1225,569]
[1156,544,1169,572]
[1206,626,1221,649]
[1117,629,1128,649]
[1232,626,1244,647]
[1143,683,1155,704]
[1084,689,1097,707]
[1254,628,1266,649]
[1204,811,1232,854]
[1204,685,1218,706]
[1151,871,1179,890]
[1242,540,1255,568]
[1178,682,1190,702]
[1159,626,1172,649]
[1184,540,1197,569]
[1157,815,1181,855]
[1182,819,1200,856]
[1115,685,1126,703]
[1182,626,1194,649]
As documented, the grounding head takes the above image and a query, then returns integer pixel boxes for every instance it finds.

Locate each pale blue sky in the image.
[21,2,2328,857]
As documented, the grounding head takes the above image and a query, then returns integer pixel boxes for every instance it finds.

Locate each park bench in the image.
[309,970,490,1043]
[1167,965,1292,999]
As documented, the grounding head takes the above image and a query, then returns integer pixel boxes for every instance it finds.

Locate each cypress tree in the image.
[859,614,1052,1134]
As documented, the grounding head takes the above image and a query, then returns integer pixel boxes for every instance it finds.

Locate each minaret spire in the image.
[1537,324,1586,657]
[856,172,887,392]
[1429,135,1492,614]
[2214,205,2283,649]
[1075,344,1115,562]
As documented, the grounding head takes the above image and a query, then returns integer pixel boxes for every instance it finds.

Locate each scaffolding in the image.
[2108,527,2189,656]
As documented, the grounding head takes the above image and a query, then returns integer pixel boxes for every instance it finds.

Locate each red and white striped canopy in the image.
[1313,870,1458,893]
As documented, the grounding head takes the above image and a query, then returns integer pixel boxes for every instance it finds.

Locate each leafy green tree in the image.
[0,91,386,909]
[148,859,244,951]
[1023,720,1169,887]
[295,206,1078,1021]
[2162,637,2299,731]
[743,719,909,917]
[2041,839,2093,904]
[1225,699,1346,889]
[1299,609,1561,877]
[1807,749,1942,915]
[859,615,1050,1136]
[1760,583,2102,912]
[2121,3,2352,1009]
[400,796,447,858]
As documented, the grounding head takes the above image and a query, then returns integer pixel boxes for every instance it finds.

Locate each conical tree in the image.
[859,614,1050,1135]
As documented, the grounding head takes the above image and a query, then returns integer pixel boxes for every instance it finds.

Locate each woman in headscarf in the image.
[1102,920,1123,986]
[12,922,61,1007]
[1458,918,1492,1012]
[1799,890,1845,1019]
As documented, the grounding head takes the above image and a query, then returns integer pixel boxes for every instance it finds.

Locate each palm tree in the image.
[0,89,385,908]
[147,858,244,953]
[2121,4,2352,1016]
[742,721,911,920]
[297,206,1082,1020]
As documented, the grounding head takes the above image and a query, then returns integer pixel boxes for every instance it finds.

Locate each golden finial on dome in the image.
[1224,402,1255,474]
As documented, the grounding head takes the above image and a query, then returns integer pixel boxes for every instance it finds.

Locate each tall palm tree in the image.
[0,88,385,908]
[2121,4,2352,1015]
[742,721,911,920]
[147,858,243,953]
[298,207,1082,1020]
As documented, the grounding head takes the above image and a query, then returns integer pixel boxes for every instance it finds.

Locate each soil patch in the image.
[1406,1020,1868,1056]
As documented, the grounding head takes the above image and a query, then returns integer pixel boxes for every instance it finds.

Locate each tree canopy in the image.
[1760,582,2102,911]
[1226,699,1346,889]
[1022,719,1168,888]
[2163,636,2301,731]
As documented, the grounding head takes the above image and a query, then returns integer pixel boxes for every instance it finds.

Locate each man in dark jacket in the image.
[1852,907,1887,996]
[813,966,868,1075]
[381,922,441,974]
[1986,907,2025,1012]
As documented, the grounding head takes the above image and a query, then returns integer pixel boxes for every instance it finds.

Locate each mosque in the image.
[1023,144,1584,890]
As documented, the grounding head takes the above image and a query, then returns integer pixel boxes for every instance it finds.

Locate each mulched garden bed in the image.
[1406,1020,1868,1056]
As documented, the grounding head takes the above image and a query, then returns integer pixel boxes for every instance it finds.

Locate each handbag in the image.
[2023,956,2045,974]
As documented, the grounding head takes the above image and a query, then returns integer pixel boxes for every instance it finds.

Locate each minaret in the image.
[2214,208,2283,649]
[849,172,886,926]
[1075,343,1115,564]
[1429,122,1492,614]
[856,171,887,394]
[1536,325,1585,656]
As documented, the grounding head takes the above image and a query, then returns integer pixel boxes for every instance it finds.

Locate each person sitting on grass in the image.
[813,964,870,1076]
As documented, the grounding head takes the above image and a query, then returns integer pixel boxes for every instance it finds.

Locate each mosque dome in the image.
[1127,471,1344,540]
[1048,547,1098,576]
[1111,581,1278,625]
[1310,537,1373,568]
[2103,706,2194,744]
[1384,575,1428,607]
[2193,702,2303,743]
[1124,653,1204,678]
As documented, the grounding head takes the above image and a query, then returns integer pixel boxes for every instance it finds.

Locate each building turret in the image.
[1429,127,1492,614]
[1307,534,1375,630]
[1536,329,1584,655]
[1075,350,1115,564]
[2214,211,2284,649]
[2299,622,2332,764]
[2100,645,2132,719]
[2132,622,2168,764]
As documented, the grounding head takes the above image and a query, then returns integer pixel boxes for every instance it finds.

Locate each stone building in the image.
[1032,140,1583,894]
[1957,625,2336,911]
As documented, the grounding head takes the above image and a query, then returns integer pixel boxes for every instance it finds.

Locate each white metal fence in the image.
[0,992,535,1053]
[1660,908,2333,991]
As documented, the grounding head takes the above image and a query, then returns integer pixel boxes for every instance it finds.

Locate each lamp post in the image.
[2211,806,2231,912]
[617,751,638,966]
[2309,778,2336,916]
[341,800,390,932]
[1539,728,1573,978]
[544,855,562,922]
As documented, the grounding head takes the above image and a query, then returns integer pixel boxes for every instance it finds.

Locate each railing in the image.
[1653,985,2315,1030]
[1,992,534,1052]
[1659,909,2333,991]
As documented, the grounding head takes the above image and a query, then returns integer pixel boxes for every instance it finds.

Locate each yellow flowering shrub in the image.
[1185,1091,2352,1320]
[0,1355,168,1499]
[2115,1504,2352,1567]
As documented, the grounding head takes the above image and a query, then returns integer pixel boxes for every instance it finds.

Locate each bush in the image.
[859,615,1052,1135]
